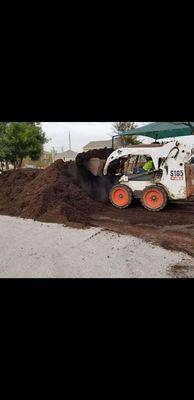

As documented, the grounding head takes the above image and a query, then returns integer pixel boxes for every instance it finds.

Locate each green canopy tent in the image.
[115,122,194,142]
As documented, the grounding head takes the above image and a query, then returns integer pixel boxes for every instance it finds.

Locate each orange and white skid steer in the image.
[86,141,194,211]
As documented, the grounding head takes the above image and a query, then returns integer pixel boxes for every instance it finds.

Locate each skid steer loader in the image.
[82,141,194,211]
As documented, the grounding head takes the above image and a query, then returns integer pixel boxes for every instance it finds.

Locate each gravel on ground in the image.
[0,215,194,278]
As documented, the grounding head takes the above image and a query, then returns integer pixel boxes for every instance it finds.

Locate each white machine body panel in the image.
[103,141,193,200]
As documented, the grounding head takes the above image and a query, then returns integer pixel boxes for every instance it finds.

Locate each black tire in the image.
[109,184,133,209]
[140,185,168,212]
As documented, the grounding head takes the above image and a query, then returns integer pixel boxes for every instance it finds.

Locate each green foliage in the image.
[0,123,8,163]
[0,122,7,134]
[113,122,137,132]
[113,122,141,145]
[0,122,48,168]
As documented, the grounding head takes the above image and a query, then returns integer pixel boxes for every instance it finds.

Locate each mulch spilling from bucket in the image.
[75,148,113,167]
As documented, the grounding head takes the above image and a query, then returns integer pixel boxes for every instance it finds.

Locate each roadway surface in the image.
[0,215,194,278]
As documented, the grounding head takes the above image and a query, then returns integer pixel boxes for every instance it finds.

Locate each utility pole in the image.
[69,131,71,150]
[52,146,55,163]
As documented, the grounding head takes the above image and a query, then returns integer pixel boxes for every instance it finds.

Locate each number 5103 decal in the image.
[170,170,184,180]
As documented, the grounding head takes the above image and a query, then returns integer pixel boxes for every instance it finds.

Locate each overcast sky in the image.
[42,122,115,153]
[41,122,194,153]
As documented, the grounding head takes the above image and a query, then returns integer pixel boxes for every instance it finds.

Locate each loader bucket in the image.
[75,148,113,176]
[83,157,106,176]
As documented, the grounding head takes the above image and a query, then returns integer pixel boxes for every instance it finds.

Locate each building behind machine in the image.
[83,139,112,152]
[54,149,78,162]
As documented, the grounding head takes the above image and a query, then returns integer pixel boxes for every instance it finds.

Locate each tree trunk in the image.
[18,158,23,168]
[5,161,9,170]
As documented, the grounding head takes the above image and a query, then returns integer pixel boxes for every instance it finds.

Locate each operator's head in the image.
[146,156,152,161]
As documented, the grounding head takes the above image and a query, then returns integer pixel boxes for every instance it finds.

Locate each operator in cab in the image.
[133,156,154,174]
[143,157,154,172]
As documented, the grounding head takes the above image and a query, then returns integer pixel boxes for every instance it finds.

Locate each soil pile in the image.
[0,160,105,227]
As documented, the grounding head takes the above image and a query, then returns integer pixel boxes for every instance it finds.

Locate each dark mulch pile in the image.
[0,160,105,227]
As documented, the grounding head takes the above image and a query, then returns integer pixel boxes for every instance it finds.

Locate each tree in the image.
[113,122,137,133]
[0,123,9,170]
[0,122,48,169]
[0,122,7,134]
[113,122,141,145]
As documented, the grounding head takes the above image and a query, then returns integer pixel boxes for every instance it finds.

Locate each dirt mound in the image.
[0,160,105,227]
